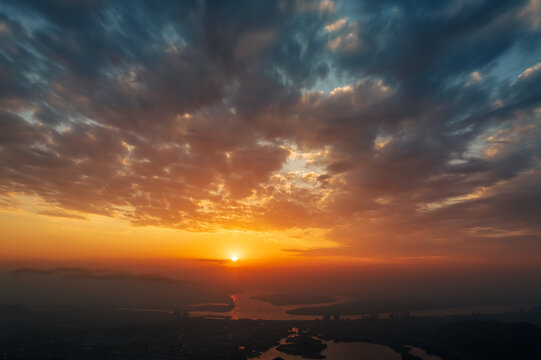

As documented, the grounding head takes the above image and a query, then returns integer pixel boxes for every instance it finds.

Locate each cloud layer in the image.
[1,0,540,259]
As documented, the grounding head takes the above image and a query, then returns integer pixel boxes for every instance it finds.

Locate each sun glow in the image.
[231,255,238,262]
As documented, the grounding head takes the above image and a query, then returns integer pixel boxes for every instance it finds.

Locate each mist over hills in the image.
[0,268,230,308]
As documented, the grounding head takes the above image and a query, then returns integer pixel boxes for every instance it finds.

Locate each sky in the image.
[1,0,541,276]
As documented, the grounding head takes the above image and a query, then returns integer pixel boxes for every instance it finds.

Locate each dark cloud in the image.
[0,0,540,258]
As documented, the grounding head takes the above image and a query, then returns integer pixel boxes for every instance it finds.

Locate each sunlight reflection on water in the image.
[190,292,350,320]
[255,334,402,360]
[189,292,534,321]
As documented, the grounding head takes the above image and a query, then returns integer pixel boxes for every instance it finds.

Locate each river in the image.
[188,292,533,321]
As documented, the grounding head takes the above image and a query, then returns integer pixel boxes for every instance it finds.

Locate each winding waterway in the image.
[189,292,350,320]
[188,292,532,321]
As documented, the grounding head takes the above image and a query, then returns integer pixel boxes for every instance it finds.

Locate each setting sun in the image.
[231,256,238,263]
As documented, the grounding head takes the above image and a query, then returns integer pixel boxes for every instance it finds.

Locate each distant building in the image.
[179,308,189,319]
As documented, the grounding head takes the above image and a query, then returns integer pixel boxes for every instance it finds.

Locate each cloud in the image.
[0,0,540,260]
[325,18,347,32]
[194,258,232,266]
[518,62,541,78]
[38,209,88,220]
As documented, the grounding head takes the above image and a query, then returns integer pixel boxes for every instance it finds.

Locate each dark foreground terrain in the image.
[1,305,541,360]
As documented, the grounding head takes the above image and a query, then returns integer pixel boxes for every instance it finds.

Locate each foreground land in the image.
[1,305,541,359]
